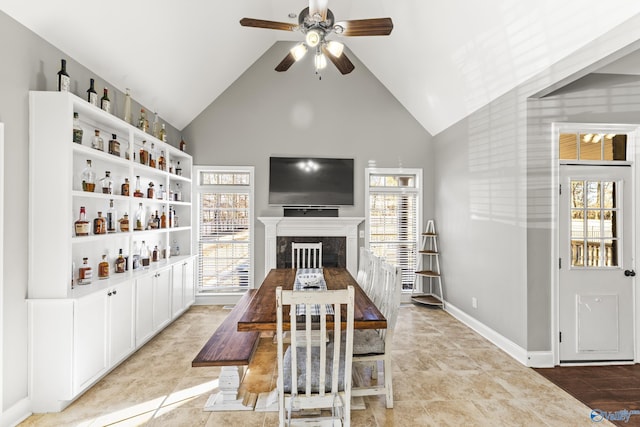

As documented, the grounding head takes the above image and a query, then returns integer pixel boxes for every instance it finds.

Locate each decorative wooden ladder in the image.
[412,219,444,307]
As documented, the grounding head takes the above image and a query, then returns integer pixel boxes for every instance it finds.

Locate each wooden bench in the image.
[192,289,260,411]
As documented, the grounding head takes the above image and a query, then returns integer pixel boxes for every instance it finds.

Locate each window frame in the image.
[365,167,423,293]
[194,165,255,294]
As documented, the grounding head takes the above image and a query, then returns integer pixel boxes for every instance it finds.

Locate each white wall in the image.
[0,10,180,423]
[182,41,434,281]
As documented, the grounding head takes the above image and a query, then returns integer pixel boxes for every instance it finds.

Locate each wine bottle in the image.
[133,176,144,198]
[139,140,149,166]
[148,142,156,168]
[87,78,98,106]
[158,150,166,171]
[180,138,187,152]
[57,59,70,92]
[135,203,144,231]
[159,124,167,142]
[176,161,182,176]
[72,113,83,144]
[100,88,111,113]
[152,111,160,139]
[138,108,148,132]
[160,207,167,229]
[147,181,155,199]
[74,206,90,236]
[93,212,107,235]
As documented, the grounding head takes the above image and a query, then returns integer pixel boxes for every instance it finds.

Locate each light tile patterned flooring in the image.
[20,304,612,426]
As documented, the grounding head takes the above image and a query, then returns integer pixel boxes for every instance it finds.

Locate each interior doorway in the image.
[553,123,638,365]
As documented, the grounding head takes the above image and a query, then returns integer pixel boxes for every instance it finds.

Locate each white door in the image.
[559,165,635,363]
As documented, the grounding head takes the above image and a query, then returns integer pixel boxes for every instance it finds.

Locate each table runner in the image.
[294,268,334,316]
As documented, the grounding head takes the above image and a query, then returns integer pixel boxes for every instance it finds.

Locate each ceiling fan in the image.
[240,0,393,75]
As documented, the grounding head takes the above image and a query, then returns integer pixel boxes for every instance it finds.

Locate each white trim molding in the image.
[445,302,553,368]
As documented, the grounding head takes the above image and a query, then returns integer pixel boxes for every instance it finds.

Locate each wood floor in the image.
[535,364,640,426]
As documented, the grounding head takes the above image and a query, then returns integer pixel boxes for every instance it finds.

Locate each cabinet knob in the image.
[112,290,117,295]
[107,291,112,296]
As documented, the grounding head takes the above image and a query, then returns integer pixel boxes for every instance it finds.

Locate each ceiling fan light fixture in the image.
[314,52,327,70]
[326,40,344,57]
[305,30,321,47]
[290,43,308,61]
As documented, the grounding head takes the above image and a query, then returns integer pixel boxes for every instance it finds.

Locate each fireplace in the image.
[276,236,346,269]
[259,217,364,276]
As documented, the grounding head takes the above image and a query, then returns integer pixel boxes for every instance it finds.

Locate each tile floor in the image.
[19,304,612,426]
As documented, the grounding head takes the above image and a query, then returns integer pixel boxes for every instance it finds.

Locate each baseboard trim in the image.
[444,302,553,368]
[1,397,31,427]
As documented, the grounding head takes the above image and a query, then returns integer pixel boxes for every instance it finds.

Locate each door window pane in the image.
[579,133,601,161]
[559,132,627,161]
[559,133,578,160]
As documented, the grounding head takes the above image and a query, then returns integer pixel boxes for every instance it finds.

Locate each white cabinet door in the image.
[108,283,135,365]
[154,268,172,330]
[172,263,185,318]
[136,274,155,347]
[74,291,108,393]
[183,257,195,307]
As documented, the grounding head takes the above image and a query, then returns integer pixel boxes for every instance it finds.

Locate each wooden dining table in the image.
[237,267,387,332]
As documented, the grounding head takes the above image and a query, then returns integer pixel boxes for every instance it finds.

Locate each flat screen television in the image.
[269,157,354,206]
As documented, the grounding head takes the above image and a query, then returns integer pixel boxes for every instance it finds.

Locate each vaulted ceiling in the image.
[2,1,640,135]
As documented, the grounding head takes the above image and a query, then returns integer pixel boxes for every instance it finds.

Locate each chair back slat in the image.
[291,242,323,269]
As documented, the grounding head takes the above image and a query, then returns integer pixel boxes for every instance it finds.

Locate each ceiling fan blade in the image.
[335,18,393,36]
[322,46,355,75]
[275,52,297,72]
[308,0,329,21]
[240,18,297,31]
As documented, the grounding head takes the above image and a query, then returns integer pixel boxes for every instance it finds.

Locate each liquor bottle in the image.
[75,206,90,236]
[93,212,106,234]
[100,171,113,194]
[121,178,130,196]
[133,176,144,198]
[108,134,120,157]
[57,59,70,92]
[78,257,93,284]
[157,184,164,200]
[106,199,117,233]
[171,239,180,257]
[87,78,98,106]
[98,254,109,279]
[152,111,160,139]
[160,207,167,228]
[169,160,175,174]
[174,183,182,202]
[176,161,182,176]
[115,249,126,273]
[179,138,186,152]
[100,88,111,113]
[148,142,156,168]
[138,108,148,132]
[132,242,140,270]
[154,210,161,229]
[92,129,104,151]
[147,181,154,199]
[123,88,132,124]
[125,140,130,160]
[152,245,159,262]
[140,240,150,267]
[73,113,83,144]
[158,151,166,171]
[119,213,130,232]
[168,205,174,228]
[135,203,144,231]
[159,124,167,142]
[147,211,156,230]
[173,208,179,228]
[81,160,96,192]
[139,140,148,165]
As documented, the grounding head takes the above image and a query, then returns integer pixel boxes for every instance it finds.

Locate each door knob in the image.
[624,269,636,277]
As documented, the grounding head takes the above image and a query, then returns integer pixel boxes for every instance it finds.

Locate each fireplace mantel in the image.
[259,217,364,277]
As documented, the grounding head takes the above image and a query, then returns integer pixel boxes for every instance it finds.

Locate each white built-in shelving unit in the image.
[27,91,196,412]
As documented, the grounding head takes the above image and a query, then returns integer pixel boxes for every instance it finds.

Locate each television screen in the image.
[269,157,354,206]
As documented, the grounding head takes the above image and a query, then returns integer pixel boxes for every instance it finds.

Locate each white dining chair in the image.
[351,261,402,408]
[276,285,355,426]
[291,242,323,269]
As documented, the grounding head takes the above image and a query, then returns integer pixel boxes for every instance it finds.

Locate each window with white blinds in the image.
[196,167,254,293]
[366,169,421,291]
